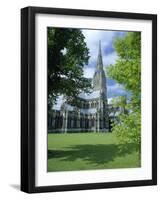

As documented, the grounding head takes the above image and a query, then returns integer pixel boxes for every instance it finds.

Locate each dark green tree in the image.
[48,27,91,111]
[107,32,141,156]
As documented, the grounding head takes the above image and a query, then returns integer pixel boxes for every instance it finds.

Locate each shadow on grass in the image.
[48,143,138,165]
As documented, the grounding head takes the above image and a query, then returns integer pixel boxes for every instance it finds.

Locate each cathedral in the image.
[48,41,115,133]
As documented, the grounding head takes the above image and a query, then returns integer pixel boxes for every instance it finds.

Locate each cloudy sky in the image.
[82,29,128,98]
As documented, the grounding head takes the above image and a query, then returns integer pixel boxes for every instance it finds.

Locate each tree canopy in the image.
[108,32,141,98]
[107,32,141,154]
[48,27,92,111]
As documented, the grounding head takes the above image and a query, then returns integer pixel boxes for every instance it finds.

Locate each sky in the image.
[82,29,128,98]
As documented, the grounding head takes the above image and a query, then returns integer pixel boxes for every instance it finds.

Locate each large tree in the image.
[107,32,141,154]
[48,27,91,111]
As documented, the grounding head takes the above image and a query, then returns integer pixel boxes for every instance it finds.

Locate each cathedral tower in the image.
[93,41,109,131]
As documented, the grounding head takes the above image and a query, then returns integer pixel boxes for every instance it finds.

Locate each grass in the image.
[47,133,141,172]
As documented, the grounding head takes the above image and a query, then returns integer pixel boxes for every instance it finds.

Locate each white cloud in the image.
[107,83,126,97]
[83,67,95,78]
[103,51,118,67]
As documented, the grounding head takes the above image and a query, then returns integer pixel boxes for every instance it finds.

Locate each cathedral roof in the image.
[78,90,100,100]
[52,95,120,118]
[52,95,64,110]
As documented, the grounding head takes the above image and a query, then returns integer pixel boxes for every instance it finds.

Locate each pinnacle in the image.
[97,40,103,69]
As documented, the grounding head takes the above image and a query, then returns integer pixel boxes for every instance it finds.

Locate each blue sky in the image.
[82,29,128,98]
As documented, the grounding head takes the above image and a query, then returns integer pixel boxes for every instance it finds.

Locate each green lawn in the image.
[48,133,141,172]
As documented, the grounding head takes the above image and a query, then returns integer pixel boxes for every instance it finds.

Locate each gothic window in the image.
[74,116,77,128]
[80,117,82,128]
[67,117,70,129]
[92,102,94,107]
[91,117,94,127]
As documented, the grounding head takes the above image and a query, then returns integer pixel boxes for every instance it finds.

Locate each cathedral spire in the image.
[96,40,103,70]
[93,40,107,98]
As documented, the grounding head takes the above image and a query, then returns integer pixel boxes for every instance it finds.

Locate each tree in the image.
[107,32,141,155]
[110,95,128,115]
[108,32,141,99]
[48,27,91,111]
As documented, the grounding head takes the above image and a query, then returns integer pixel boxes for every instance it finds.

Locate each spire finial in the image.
[97,40,103,69]
[99,40,101,52]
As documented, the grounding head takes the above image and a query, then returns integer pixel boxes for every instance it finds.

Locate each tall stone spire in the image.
[93,40,107,98]
[93,41,109,132]
[96,40,103,70]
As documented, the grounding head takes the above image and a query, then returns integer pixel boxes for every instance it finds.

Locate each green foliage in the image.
[110,95,128,114]
[48,27,91,111]
[107,32,141,154]
[108,32,141,98]
[111,110,141,151]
